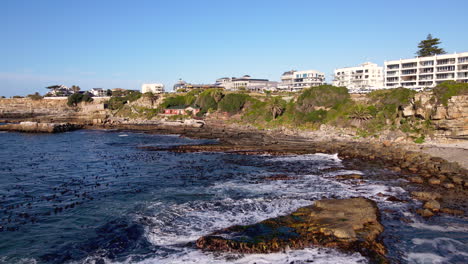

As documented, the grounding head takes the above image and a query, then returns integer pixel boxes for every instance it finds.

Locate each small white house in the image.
[141,83,165,94]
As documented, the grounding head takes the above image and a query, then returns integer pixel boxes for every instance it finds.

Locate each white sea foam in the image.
[118,134,129,137]
[406,252,447,264]
[144,196,312,246]
[126,247,367,264]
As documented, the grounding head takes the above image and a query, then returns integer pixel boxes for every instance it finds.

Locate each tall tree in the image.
[416,34,446,57]
[71,85,81,93]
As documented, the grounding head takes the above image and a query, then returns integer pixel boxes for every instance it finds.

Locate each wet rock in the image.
[416,209,434,217]
[423,200,441,211]
[261,174,297,181]
[440,208,464,216]
[408,176,424,184]
[443,183,455,189]
[196,198,388,263]
[451,176,463,185]
[411,191,441,201]
[335,174,362,180]
[428,178,441,185]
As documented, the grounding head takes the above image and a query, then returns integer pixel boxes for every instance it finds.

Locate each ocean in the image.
[0,130,466,264]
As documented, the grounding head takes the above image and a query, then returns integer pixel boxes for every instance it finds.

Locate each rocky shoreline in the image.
[197,198,388,264]
[95,120,467,213]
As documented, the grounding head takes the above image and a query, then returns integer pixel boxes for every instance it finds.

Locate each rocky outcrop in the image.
[0,98,108,124]
[196,198,387,264]
[0,121,82,133]
[403,93,468,139]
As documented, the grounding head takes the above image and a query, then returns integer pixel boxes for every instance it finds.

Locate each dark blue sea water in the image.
[0,130,466,264]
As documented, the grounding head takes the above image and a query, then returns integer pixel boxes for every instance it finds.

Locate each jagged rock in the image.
[423,200,441,211]
[428,178,441,185]
[335,174,363,180]
[417,209,434,217]
[196,198,388,263]
[443,183,455,189]
[408,176,424,184]
[412,192,441,201]
[451,176,463,185]
[440,208,464,216]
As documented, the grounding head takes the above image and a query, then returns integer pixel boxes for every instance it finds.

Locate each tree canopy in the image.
[416,34,446,57]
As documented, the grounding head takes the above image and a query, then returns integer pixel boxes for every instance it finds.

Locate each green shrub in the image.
[432,81,468,106]
[296,85,350,112]
[218,93,250,114]
[67,93,93,106]
[27,92,43,100]
[195,89,219,112]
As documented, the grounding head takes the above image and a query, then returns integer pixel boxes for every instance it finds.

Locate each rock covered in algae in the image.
[196,197,388,263]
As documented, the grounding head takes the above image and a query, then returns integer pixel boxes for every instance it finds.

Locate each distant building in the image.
[333,62,383,93]
[278,70,325,92]
[173,79,221,92]
[89,88,107,97]
[45,85,73,96]
[215,75,277,92]
[164,106,201,115]
[384,52,468,90]
[141,83,165,94]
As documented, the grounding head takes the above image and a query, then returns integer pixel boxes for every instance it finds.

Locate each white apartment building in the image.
[384,52,468,90]
[278,70,325,92]
[333,62,383,93]
[216,75,276,92]
[141,83,165,94]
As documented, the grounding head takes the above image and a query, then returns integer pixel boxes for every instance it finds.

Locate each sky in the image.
[1,0,467,96]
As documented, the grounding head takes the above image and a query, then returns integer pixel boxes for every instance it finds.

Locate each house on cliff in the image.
[164,106,200,116]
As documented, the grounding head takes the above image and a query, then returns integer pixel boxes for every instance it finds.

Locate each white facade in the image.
[141,83,165,94]
[384,52,468,90]
[278,70,325,92]
[215,75,275,92]
[89,88,107,97]
[333,62,383,93]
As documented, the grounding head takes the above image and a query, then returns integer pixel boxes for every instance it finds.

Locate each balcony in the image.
[420,61,434,66]
[402,63,417,68]
[387,65,399,70]
[437,58,456,65]
[401,70,417,75]
[458,57,468,64]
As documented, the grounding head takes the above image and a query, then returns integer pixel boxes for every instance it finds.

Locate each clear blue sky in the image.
[1,0,467,96]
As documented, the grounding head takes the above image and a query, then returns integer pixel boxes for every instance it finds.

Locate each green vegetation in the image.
[218,93,249,114]
[107,91,142,110]
[296,85,350,112]
[67,93,93,106]
[416,34,446,57]
[27,92,43,100]
[431,81,468,106]
[108,82,466,140]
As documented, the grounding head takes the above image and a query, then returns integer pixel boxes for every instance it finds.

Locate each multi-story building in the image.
[333,62,383,93]
[141,83,165,94]
[173,79,221,92]
[215,75,276,92]
[89,88,108,97]
[384,52,468,90]
[278,70,325,92]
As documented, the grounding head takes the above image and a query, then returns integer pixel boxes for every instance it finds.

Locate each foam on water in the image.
[129,247,368,264]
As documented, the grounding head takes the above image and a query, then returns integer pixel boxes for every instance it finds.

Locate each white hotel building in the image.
[278,69,325,92]
[141,83,165,94]
[333,62,383,93]
[384,52,468,90]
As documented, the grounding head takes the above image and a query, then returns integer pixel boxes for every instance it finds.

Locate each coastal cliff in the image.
[0,98,108,124]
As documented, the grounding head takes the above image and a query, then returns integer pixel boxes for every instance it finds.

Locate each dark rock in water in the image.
[261,174,297,181]
[196,197,388,264]
[335,174,363,180]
